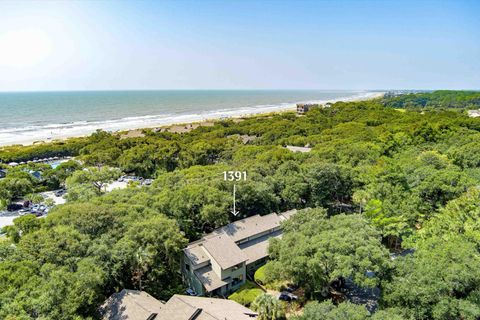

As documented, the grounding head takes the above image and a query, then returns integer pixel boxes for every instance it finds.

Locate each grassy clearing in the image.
[254,265,267,284]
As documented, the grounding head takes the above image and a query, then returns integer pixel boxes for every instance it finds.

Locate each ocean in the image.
[0,90,379,146]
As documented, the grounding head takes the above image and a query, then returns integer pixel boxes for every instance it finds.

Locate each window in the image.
[185,264,190,272]
[232,277,243,286]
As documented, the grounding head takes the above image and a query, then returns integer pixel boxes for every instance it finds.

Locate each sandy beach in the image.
[0,92,383,147]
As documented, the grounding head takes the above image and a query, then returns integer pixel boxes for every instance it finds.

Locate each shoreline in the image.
[0,92,384,147]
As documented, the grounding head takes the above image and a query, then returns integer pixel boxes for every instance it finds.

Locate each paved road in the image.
[0,213,17,229]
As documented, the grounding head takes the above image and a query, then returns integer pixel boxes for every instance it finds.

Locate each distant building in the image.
[285,145,312,153]
[384,90,426,99]
[0,169,6,179]
[99,289,258,320]
[182,210,297,296]
[296,103,317,114]
[467,110,480,118]
[383,91,399,98]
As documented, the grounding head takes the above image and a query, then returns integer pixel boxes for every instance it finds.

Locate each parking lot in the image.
[1,178,152,230]
[0,189,67,230]
[105,176,153,192]
[41,190,67,206]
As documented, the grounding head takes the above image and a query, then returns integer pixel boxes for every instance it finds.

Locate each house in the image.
[296,103,317,114]
[159,295,258,320]
[182,210,297,296]
[99,289,258,320]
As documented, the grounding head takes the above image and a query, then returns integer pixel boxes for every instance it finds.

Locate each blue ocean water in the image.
[0,90,376,146]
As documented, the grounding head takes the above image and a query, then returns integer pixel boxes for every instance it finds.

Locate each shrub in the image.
[228,281,264,307]
[254,265,267,285]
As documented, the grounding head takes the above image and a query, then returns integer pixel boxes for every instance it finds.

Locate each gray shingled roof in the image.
[99,291,258,320]
[238,230,283,264]
[158,295,258,320]
[202,234,247,269]
[278,209,297,221]
[99,289,164,320]
[184,243,210,266]
[214,213,282,243]
[194,265,229,292]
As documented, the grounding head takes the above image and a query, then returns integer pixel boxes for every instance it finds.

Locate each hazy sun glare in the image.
[0,29,52,67]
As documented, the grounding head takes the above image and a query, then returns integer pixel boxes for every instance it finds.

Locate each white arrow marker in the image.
[231,184,239,216]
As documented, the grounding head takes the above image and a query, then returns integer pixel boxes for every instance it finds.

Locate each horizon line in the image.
[1,88,477,94]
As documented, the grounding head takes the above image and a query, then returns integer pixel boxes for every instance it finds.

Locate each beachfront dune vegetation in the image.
[1,91,480,319]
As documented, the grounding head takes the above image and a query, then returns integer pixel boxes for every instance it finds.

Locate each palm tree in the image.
[252,293,285,320]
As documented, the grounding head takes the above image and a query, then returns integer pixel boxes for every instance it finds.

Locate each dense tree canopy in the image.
[382,236,480,320]
[293,301,405,320]
[1,91,480,318]
[383,90,480,109]
[0,203,186,318]
[265,209,391,299]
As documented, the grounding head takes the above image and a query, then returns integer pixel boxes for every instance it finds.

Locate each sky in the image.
[0,0,479,91]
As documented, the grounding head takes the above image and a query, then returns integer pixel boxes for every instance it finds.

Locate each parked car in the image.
[285,284,298,293]
[185,288,196,296]
[7,203,23,211]
[28,203,49,215]
[18,209,29,216]
[279,292,298,302]
[54,189,66,197]
[143,179,153,185]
